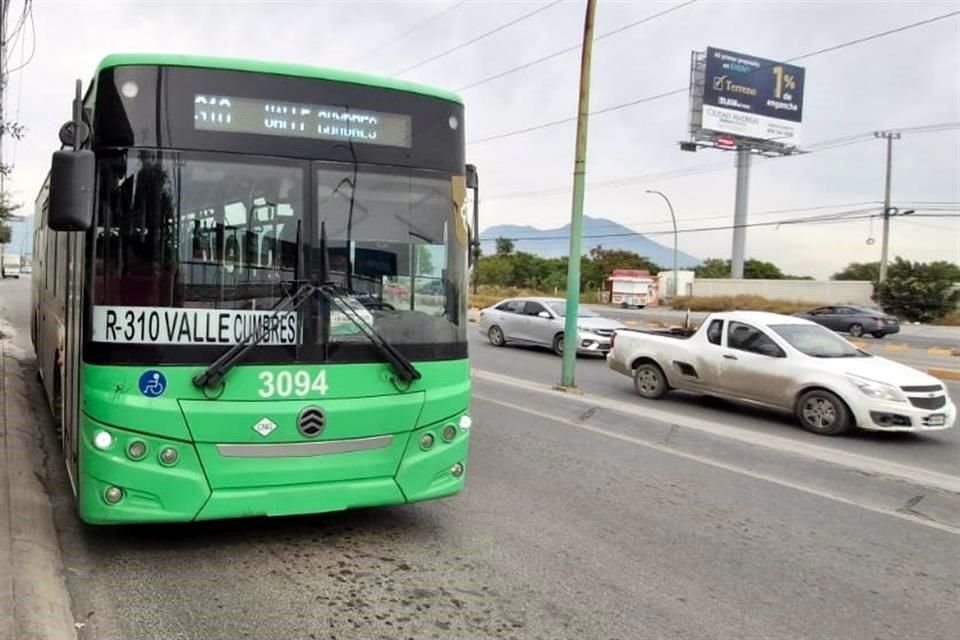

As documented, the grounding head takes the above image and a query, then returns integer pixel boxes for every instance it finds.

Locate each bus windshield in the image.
[91,149,465,360]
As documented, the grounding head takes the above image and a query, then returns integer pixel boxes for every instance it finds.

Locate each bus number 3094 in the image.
[258,370,329,398]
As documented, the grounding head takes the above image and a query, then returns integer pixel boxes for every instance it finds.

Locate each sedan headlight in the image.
[846,374,906,403]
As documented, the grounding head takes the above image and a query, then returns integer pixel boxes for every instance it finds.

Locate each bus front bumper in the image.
[78,414,470,524]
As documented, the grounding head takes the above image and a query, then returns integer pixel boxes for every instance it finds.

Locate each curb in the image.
[929,367,960,382]
[1,336,77,640]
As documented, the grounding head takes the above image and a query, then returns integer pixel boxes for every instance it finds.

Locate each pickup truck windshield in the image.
[770,324,870,358]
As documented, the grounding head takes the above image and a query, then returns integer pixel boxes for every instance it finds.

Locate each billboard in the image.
[693,47,805,148]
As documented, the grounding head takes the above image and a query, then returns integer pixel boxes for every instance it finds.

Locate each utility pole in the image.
[646,190,678,299]
[874,130,900,283]
[558,0,597,390]
[1,0,9,195]
[730,146,751,279]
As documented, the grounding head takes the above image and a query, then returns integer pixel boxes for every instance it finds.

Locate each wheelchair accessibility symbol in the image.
[138,370,167,398]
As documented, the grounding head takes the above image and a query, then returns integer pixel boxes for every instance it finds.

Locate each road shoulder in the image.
[1,328,76,640]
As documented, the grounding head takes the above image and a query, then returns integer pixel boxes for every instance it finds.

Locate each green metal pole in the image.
[559,0,598,389]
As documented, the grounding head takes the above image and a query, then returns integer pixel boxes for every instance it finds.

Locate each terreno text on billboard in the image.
[701,47,805,147]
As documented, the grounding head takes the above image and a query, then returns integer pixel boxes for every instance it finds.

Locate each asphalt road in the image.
[2,276,958,640]
[467,330,960,479]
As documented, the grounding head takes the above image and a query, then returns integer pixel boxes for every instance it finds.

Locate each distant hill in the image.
[480,215,700,268]
[1,216,33,256]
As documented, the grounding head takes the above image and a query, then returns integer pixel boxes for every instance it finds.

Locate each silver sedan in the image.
[478,297,625,355]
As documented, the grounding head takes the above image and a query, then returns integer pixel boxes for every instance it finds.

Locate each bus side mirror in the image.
[48,149,95,231]
[465,164,479,268]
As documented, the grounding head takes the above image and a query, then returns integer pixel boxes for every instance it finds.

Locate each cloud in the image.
[3,0,958,279]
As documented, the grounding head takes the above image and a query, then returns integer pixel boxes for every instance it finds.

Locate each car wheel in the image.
[552,333,565,356]
[871,332,886,339]
[796,390,851,436]
[633,363,669,399]
[848,323,864,338]
[488,325,506,347]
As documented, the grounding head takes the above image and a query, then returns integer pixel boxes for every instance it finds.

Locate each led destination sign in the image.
[194,95,413,148]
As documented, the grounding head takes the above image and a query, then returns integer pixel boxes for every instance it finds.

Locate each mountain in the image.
[480,215,700,268]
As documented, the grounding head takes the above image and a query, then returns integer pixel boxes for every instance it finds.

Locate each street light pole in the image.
[646,190,678,299]
[558,0,598,390]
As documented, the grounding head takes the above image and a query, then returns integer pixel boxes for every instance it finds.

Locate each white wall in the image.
[690,279,875,305]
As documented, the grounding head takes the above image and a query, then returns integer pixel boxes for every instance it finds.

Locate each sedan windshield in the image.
[770,324,870,358]
[546,302,598,317]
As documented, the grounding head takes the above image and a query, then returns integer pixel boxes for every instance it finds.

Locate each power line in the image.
[347,1,467,66]
[483,123,960,201]
[391,0,563,78]
[467,9,960,146]
[4,0,33,75]
[455,0,699,92]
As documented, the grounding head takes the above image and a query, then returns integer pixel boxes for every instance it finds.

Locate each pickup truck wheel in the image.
[796,390,851,436]
[488,325,506,347]
[633,363,668,399]
[848,323,864,338]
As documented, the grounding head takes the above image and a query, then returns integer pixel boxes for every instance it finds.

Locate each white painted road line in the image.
[473,393,960,535]
[472,368,960,495]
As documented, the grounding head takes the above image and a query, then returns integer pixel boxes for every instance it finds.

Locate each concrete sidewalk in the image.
[0,328,76,640]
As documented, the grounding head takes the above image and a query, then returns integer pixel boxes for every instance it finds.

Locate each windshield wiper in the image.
[192,282,316,390]
[315,218,420,385]
[319,284,421,384]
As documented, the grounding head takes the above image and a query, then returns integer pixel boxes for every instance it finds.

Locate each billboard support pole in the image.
[558,0,597,391]
[731,146,751,279]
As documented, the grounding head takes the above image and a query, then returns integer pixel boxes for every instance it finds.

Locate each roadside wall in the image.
[690,279,875,304]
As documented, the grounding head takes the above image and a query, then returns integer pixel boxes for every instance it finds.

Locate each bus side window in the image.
[261,234,276,268]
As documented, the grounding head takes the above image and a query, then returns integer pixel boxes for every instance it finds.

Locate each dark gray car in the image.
[793,305,900,338]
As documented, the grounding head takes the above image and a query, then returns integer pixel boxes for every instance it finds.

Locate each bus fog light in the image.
[104,486,123,504]
[93,430,114,450]
[450,462,464,478]
[159,447,179,466]
[420,433,434,450]
[459,415,472,431]
[442,425,457,442]
[126,440,147,460]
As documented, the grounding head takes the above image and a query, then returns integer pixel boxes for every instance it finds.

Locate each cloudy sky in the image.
[2,0,959,278]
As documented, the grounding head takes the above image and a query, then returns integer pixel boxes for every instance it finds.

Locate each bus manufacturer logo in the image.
[253,418,278,437]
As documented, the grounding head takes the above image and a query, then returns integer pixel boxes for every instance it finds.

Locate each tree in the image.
[694,258,730,278]
[832,261,880,282]
[416,245,434,275]
[693,257,791,279]
[495,237,514,256]
[877,257,960,322]
[1,120,26,245]
[0,191,22,245]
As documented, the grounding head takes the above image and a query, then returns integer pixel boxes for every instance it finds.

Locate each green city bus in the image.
[31,54,478,524]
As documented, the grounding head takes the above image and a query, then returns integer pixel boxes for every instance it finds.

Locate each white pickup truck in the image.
[1,253,22,278]
[607,311,956,436]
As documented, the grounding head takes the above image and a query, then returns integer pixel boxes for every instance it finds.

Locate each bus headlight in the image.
[420,433,435,450]
[104,486,124,504]
[126,440,147,461]
[459,415,472,431]
[93,430,114,450]
[442,424,457,442]
[159,447,179,466]
[450,462,464,478]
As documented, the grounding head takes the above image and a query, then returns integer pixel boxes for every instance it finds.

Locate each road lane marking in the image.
[472,393,960,535]
[472,368,960,495]
[884,343,910,353]
[929,367,960,382]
